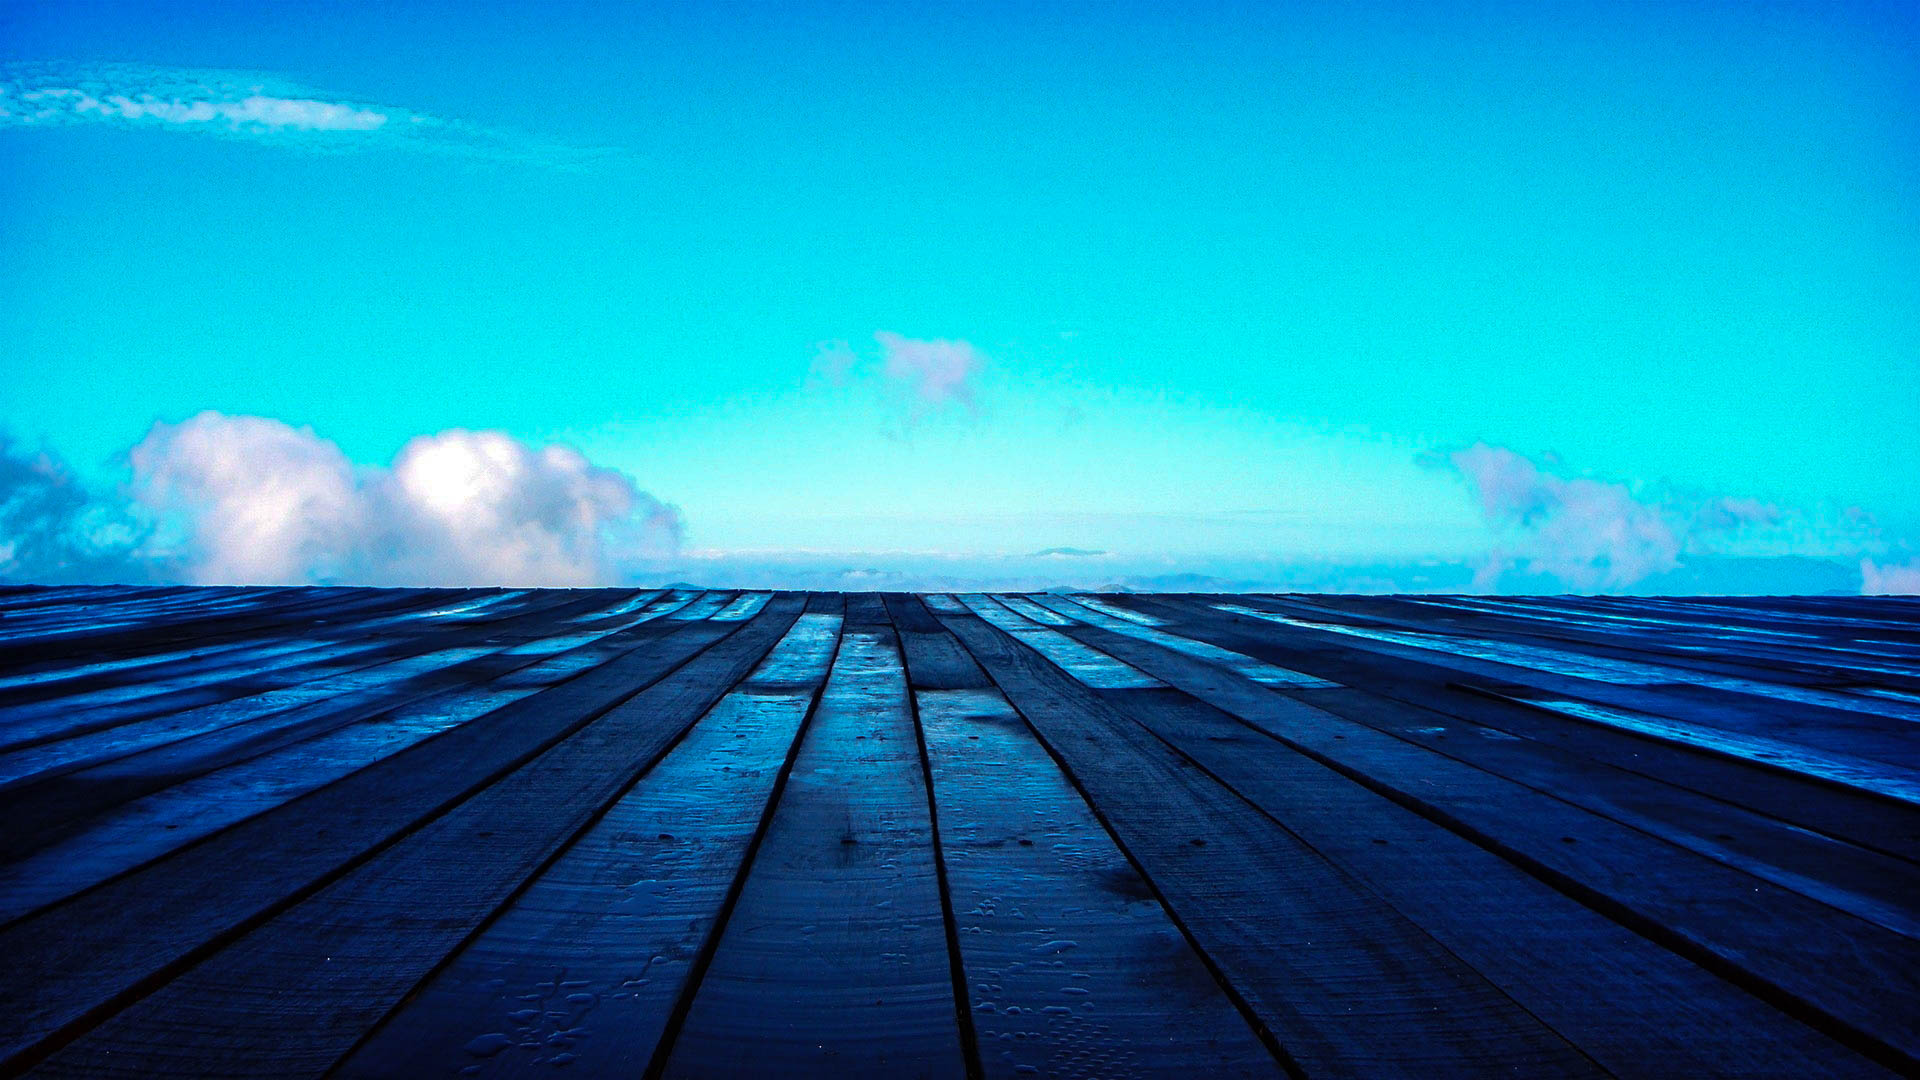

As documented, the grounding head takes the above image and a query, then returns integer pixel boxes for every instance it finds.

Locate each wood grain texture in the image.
[0,587,1912,1079]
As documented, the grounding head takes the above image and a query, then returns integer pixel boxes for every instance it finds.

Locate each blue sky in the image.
[2,1,1916,591]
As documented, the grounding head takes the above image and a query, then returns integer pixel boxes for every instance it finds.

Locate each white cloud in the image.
[1445,444,1883,593]
[0,62,598,163]
[1451,443,1681,592]
[129,412,681,586]
[1861,558,1920,595]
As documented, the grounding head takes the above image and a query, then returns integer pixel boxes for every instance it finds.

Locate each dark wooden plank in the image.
[1029,615,1891,1078]
[0,588,452,707]
[0,589,550,755]
[0,605,761,1074]
[1062,605,1920,941]
[1194,596,1920,794]
[843,591,891,627]
[657,626,969,1079]
[0,589,606,797]
[916,683,1281,1077]
[334,607,842,1078]
[0,586,461,674]
[1109,596,1920,1074]
[0,592,706,923]
[885,593,991,690]
[1227,597,1920,760]
[27,596,807,1079]
[933,603,1601,1078]
[1094,599,1920,866]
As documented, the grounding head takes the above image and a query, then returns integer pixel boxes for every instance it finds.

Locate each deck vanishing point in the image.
[0,586,1917,1078]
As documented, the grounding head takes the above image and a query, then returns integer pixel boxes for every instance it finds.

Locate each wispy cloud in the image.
[810,332,987,428]
[0,62,601,164]
[876,332,984,417]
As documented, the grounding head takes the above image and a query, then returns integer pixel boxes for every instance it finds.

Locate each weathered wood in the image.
[0,588,448,710]
[0,592,713,923]
[658,627,968,1079]
[1148,596,1920,857]
[934,605,1602,1078]
[917,684,1282,1078]
[27,596,807,1079]
[0,607,760,1074]
[886,593,991,690]
[1110,596,1920,1073]
[0,590,615,836]
[0,588,1914,1078]
[1096,603,1920,939]
[0,590,586,765]
[1036,617,1889,1078]
[335,608,841,1078]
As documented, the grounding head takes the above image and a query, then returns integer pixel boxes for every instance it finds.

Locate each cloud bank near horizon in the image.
[0,414,680,586]
[0,422,1909,594]
[1446,443,1885,593]
[0,62,598,164]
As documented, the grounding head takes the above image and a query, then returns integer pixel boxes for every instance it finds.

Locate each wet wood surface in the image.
[0,586,1915,1078]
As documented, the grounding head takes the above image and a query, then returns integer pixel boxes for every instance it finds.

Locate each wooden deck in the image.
[0,586,1916,1078]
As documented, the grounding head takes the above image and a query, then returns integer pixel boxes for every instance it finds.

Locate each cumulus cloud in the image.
[1861,558,1920,595]
[1451,444,1681,592]
[810,332,987,427]
[0,436,147,584]
[125,413,681,586]
[0,62,599,164]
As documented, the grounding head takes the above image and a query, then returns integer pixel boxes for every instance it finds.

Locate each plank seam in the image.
[0,612,754,1079]
[897,622,987,1080]
[1213,683,1920,1076]
[639,611,847,1080]
[932,608,1308,1080]
[320,598,806,1079]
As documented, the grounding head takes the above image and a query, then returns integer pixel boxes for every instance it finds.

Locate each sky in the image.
[2,0,1916,592]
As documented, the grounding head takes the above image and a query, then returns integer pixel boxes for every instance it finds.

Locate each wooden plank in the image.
[0,592,709,924]
[1032,616,1890,1078]
[884,593,990,690]
[1101,600,1920,867]
[1407,596,1920,688]
[932,604,1601,1078]
[952,595,1161,689]
[0,605,762,1074]
[0,588,452,706]
[0,589,605,799]
[334,607,842,1078]
[27,596,808,1079]
[1072,606,1920,941]
[1023,593,1334,687]
[1204,597,1920,779]
[917,683,1282,1078]
[0,586,462,674]
[1470,688,1920,808]
[0,590,553,756]
[657,626,969,1079]
[1109,596,1920,1074]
